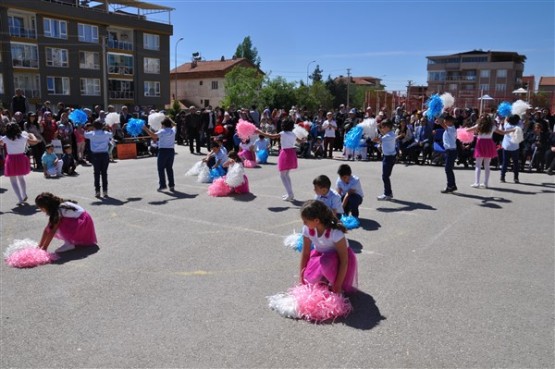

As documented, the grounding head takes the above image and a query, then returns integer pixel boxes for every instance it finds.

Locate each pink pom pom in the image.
[6,248,58,268]
[289,283,352,322]
[457,128,474,144]
[207,177,232,197]
[243,159,257,168]
[236,119,257,141]
[233,175,250,194]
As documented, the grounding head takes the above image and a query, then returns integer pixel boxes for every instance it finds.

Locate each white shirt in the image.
[280,131,296,149]
[59,202,85,218]
[322,119,337,138]
[302,225,347,253]
[1,132,29,154]
[336,175,364,197]
[156,127,176,149]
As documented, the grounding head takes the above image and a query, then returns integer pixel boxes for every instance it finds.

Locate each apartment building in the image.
[427,50,526,108]
[0,0,173,112]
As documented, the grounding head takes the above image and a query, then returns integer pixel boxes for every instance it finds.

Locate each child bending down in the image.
[35,192,97,253]
[299,200,357,294]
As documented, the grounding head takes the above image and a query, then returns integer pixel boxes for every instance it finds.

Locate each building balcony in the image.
[109,91,134,99]
[108,66,134,75]
[12,59,39,68]
[107,39,133,51]
[9,26,37,39]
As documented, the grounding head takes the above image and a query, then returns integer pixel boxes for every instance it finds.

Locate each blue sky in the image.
[153,0,554,91]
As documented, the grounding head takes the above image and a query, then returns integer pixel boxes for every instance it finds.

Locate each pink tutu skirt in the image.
[233,175,250,194]
[474,138,498,158]
[238,149,256,162]
[55,211,97,246]
[277,148,298,171]
[303,248,358,293]
[4,154,30,177]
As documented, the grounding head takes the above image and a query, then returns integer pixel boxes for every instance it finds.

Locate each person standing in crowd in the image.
[374,120,396,201]
[185,106,202,155]
[0,123,38,205]
[24,112,45,171]
[322,112,337,159]
[438,115,458,193]
[142,117,176,192]
[40,111,58,144]
[85,120,113,198]
[500,114,522,183]
[11,89,29,115]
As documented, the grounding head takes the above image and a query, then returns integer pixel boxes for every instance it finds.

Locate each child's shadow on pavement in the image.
[52,245,100,265]
[343,290,386,330]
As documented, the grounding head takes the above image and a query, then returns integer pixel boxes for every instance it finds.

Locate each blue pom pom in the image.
[209,166,225,180]
[295,234,314,253]
[497,101,512,118]
[340,214,360,230]
[69,109,88,125]
[425,94,444,121]
[256,149,269,164]
[125,118,145,137]
[344,126,364,150]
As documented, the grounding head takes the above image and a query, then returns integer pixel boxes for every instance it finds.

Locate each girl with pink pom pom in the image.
[35,192,97,253]
[299,200,357,294]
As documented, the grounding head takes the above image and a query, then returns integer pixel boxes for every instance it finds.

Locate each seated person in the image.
[203,141,228,170]
[61,144,77,175]
[312,136,325,158]
[42,143,63,178]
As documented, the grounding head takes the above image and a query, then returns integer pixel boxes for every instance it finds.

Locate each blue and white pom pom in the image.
[497,101,512,118]
[344,126,363,150]
[69,109,88,125]
[284,232,303,252]
[425,94,443,121]
[125,118,145,137]
[340,214,360,230]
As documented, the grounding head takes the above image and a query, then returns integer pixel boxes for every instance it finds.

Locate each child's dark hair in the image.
[313,175,331,189]
[281,118,294,132]
[301,200,347,233]
[227,150,242,163]
[380,120,393,129]
[45,143,54,149]
[63,144,72,150]
[211,141,221,149]
[477,115,494,134]
[337,164,352,177]
[507,114,520,125]
[35,192,78,227]
[161,117,172,128]
[93,119,104,130]
[5,123,22,140]
[258,134,265,140]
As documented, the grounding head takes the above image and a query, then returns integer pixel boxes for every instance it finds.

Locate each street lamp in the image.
[174,37,184,102]
[306,60,316,86]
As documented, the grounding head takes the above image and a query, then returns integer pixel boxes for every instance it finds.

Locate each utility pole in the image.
[407,80,413,111]
[346,68,351,109]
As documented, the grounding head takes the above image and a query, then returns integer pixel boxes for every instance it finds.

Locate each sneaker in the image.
[514,179,520,184]
[55,243,75,253]
[377,194,392,201]
[500,177,506,183]
[95,191,101,198]
[157,186,168,192]
[480,183,488,188]
[470,183,480,188]
[103,191,109,198]
[282,195,294,202]
[169,187,175,192]
[441,187,456,194]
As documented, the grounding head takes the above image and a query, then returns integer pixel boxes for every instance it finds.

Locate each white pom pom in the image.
[358,118,378,139]
[148,112,166,131]
[4,239,38,259]
[197,163,212,183]
[283,232,301,249]
[292,125,308,140]
[267,292,300,319]
[511,100,531,117]
[225,163,245,188]
[510,126,524,144]
[185,161,203,176]
[105,112,120,127]
[440,92,455,109]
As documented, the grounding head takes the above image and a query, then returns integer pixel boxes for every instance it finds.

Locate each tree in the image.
[258,76,297,110]
[295,81,333,113]
[310,65,323,84]
[222,66,264,109]
[234,36,261,68]
[325,75,348,108]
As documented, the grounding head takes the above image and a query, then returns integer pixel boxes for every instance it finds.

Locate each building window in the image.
[448,84,458,91]
[108,53,134,75]
[79,51,100,70]
[78,23,99,43]
[11,43,39,68]
[43,18,67,39]
[144,81,160,97]
[495,84,506,92]
[428,71,446,82]
[496,69,507,78]
[211,81,218,90]
[108,79,134,99]
[480,70,490,78]
[80,78,100,96]
[8,12,36,38]
[14,73,40,98]
[47,76,70,95]
[144,58,160,74]
[479,84,489,92]
[463,71,477,81]
[0,74,3,94]
[199,81,203,86]
[462,56,488,63]
[143,33,160,51]
[45,47,69,67]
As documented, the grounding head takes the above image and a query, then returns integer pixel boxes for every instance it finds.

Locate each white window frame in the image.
[79,51,100,70]
[497,69,507,78]
[8,11,36,38]
[108,53,134,75]
[495,84,506,92]
[144,81,160,97]
[11,42,39,68]
[80,78,101,96]
[43,18,67,39]
[211,81,219,90]
[143,33,160,51]
[45,47,69,67]
[47,76,70,95]
[143,57,160,74]
[479,84,489,92]
[480,70,490,78]
[78,23,99,43]
[14,73,40,98]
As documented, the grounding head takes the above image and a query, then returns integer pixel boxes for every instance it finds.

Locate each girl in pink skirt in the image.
[0,123,38,205]
[299,200,358,294]
[35,192,97,253]
[255,118,299,201]
[466,115,514,187]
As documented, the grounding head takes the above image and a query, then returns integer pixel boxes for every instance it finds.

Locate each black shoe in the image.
[500,177,506,183]
[514,179,520,184]
[157,186,168,192]
[441,187,456,193]
[169,187,175,192]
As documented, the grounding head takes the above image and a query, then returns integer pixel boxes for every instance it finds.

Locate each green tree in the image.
[295,81,333,113]
[234,36,261,68]
[310,65,323,84]
[222,66,264,109]
[259,76,297,110]
[326,75,348,108]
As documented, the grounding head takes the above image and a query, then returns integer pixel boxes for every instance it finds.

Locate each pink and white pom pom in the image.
[268,283,352,323]
[236,119,257,141]
[207,177,232,197]
[242,159,257,168]
[185,161,204,176]
[4,239,58,268]
[225,163,245,188]
[292,125,309,140]
[104,112,120,127]
[440,92,455,110]
[148,112,165,131]
[457,128,475,144]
